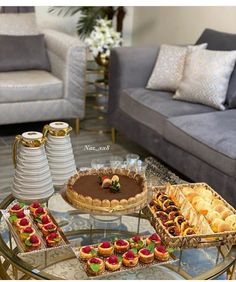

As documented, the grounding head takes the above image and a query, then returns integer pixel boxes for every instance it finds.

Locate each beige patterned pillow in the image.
[0,13,39,35]
[146,43,207,92]
[174,48,236,110]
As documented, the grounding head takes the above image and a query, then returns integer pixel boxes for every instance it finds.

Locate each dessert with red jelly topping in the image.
[98,241,113,256]
[122,250,139,267]
[154,245,170,261]
[146,233,161,246]
[24,234,41,250]
[29,202,42,213]
[114,239,129,253]
[16,218,31,230]
[138,248,154,263]
[80,245,97,260]
[20,226,36,240]
[105,255,121,271]
[9,203,24,215]
[130,235,145,250]
[86,257,105,276]
[41,223,57,236]
[45,232,61,247]
[33,207,47,218]
[36,215,52,229]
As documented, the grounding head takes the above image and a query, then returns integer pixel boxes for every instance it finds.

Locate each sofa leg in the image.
[111,127,116,143]
[75,118,80,135]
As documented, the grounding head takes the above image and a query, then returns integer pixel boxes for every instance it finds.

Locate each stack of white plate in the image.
[12,132,54,201]
[45,124,76,186]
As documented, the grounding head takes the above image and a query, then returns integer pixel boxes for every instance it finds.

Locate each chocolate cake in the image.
[66,168,148,214]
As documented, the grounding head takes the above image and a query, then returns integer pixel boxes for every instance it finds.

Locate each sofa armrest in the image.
[108,46,159,115]
[43,29,86,116]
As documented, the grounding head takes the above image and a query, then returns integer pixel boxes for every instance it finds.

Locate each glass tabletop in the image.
[0,192,235,280]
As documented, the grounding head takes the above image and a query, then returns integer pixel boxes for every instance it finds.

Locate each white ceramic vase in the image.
[43,122,77,186]
[12,131,54,201]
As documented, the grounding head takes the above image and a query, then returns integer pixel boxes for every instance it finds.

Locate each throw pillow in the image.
[0,34,51,72]
[173,48,236,110]
[146,43,207,92]
[196,28,236,108]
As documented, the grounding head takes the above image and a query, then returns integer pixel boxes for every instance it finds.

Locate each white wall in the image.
[132,7,236,46]
[35,6,134,46]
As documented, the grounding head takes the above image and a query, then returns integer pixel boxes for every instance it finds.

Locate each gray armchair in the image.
[0,13,86,133]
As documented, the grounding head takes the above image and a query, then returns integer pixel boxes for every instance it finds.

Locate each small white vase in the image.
[12,131,54,201]
[43,121,77,186]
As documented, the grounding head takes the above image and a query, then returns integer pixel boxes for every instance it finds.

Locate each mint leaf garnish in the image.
[147,242,155,253]
[90,263,100,272]
[35,217,41,223]
[25,240,32,247]
[19,202,25,208]
[138,240,143,246]
[167,247,174,253]
[54,237,60,242]
[90,249,97,255]
[131,248,138,254]
[118,255,122,263]
[21,232,30,237]
[9,215,17,222]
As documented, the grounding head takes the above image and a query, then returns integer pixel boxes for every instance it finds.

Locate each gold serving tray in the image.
[1,205,70,254]
[143,183,236,249]
[72,235,178,279]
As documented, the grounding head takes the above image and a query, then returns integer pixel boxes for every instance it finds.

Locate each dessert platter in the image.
[63,167,148,215]
[143,182,236,248]
[1,201,69,253]
[73,233,177,278]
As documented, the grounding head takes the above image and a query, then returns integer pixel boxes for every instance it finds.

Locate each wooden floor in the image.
[0,121,149,202]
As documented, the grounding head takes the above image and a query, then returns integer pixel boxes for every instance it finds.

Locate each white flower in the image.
[85,19,122,58]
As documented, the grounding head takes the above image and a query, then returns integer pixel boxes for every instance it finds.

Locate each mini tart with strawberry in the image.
[35,214,52,229]
[24,234,41,250]
[33,207,47,218]
[9,203,25,215]
[86,257,105,276]
[29,202,42,213]
[154,245,170,261]
[138,248,154,264]
[45,232,61,247]
[98,241,113,257]
[105,255,122,271]
[9,211,26,225]
[80,246,97,260]
[122,250,139,267]
[41,223,57,236]
[146,233,161,246]
[130,235,145,250]
[20,226,36,240]
[15,218,31,231]
[114,239,130,253]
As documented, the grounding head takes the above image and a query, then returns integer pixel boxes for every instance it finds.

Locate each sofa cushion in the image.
[0,70,63,103]
[165,110,236,177]
[0,34,51,72]
[119,88,215,135]
[196,28,236,108]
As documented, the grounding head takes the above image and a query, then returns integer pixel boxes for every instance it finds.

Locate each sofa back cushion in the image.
[0,13,39,35]
[0,35,51,72]
[196,28,236,108]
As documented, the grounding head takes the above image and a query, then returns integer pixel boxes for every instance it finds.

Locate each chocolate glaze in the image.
[72,174,142,200]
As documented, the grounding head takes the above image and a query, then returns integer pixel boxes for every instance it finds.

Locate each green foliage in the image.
[90,249,97,255]
[90,263,100,272]
[25,239,32,247]
[9,215,17,222]
[48,6,122,39]
[130,248,138,254]
[146,242,155,253]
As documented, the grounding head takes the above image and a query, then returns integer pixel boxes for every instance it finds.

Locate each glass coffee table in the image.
[0,191,235,280]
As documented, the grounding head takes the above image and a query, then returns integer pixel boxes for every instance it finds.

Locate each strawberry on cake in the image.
[138,248,154,264]
[46,232,61,247]
[154,245,170,261]
[20,226,36,240]
[130,235,145,250]
[33,207,47,218]
[16,218,31,231]
[29,202,42,213]
[9,203,24,215]
[122,250,139,267]
[98,241,113,257]
[114,239,129,253]
[36,215,52,229]
[146,233,161,246]
[80,246,97,260]
[24,234,41,251]
[41,223,57,236]
[86,257,105,276]
[105,255,121,271]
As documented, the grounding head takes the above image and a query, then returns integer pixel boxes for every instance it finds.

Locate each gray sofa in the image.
[108,29,236,207]
[0,13,86,130]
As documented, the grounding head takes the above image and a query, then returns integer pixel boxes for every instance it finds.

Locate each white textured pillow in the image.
[146,43,207,92]
[174,48,236,110]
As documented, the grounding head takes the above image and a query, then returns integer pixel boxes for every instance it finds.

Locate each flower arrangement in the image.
[85,19,122,58]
